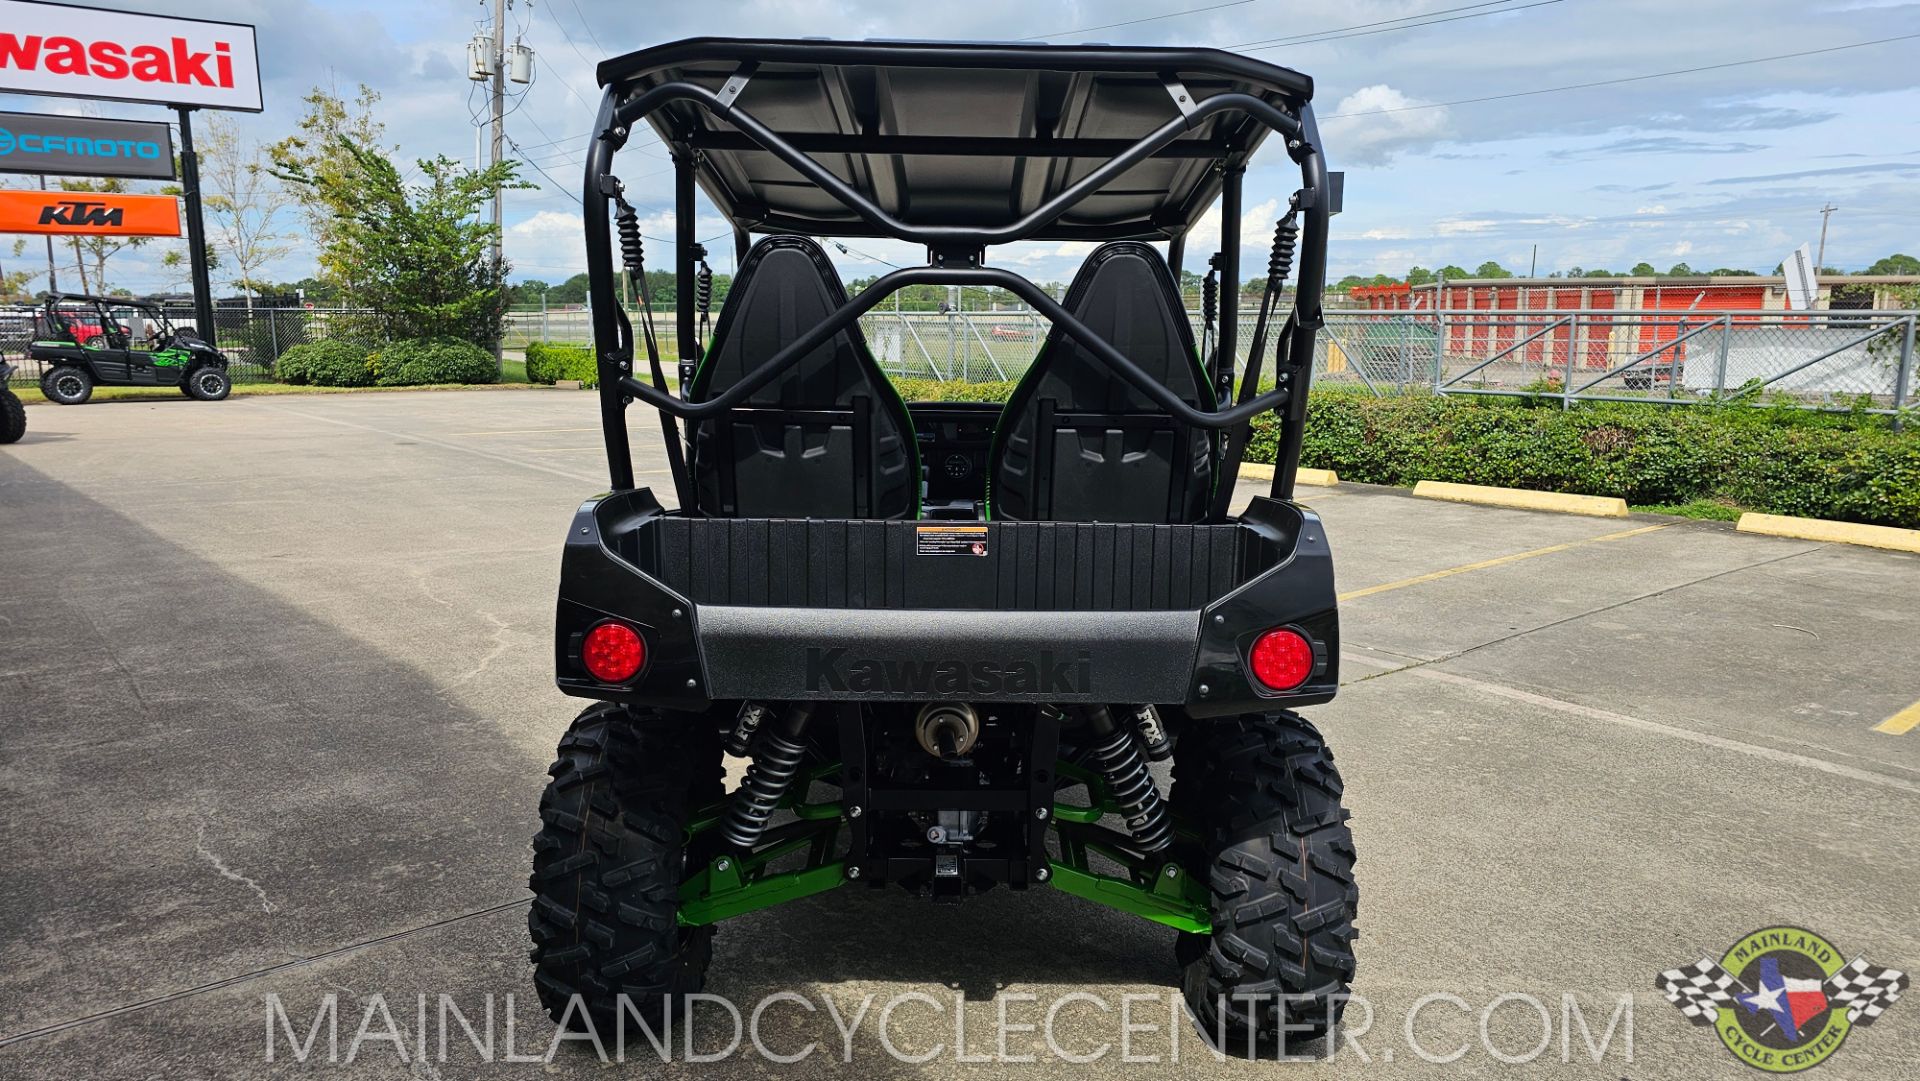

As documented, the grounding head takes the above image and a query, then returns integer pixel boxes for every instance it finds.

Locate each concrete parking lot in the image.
[2,388,1915,1079]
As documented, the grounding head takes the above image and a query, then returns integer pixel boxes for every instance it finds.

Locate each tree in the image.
[1630,262,1658,277]
[1437,265,1469,281]
[0,238,34,299]
[57,177,148,294]
[1405,266,1434,286]
[269,83,387,293]
[1583,268,1614,278]
[1706,267,1758,276]
[1667,262,1694,276]
[1473,261,1512,279]
[1864,253,1919,276]
[281,137,527,346]
[200,113,295,309]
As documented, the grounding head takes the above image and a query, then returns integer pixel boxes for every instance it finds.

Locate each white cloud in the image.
[1672,240,1695,257]
[1320,85,1451,167]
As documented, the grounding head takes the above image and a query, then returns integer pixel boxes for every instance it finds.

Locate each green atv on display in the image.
[29,292,232,405]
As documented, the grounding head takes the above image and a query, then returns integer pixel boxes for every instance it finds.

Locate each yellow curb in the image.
[1736,512,1920,554]
[1412,480,1629,518]
[1236,463,1339,487]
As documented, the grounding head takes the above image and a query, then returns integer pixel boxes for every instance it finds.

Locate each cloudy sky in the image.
[7,0,1919,294]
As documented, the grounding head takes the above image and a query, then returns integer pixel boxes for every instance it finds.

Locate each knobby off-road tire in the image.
[1170,710,1359,1057]
[528,704,724,1033]
[41,366,92,405]
[0,389,24,443]
[187,366,232,401]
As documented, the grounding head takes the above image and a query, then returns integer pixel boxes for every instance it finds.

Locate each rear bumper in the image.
[555,491,1338,716]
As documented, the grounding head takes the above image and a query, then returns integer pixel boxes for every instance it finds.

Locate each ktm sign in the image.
[0,189,180,237]
[0,2,261,112]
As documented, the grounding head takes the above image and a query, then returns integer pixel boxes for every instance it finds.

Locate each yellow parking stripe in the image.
[1873,702,1920,736]
[1338,524,1672,602]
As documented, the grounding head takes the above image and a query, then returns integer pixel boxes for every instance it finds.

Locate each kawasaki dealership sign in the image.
[0,110,175,180]
[0,1,262,112]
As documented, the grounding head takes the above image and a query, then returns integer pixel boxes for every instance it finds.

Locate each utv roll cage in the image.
[580,37,1332,510]
[38,291,177,341]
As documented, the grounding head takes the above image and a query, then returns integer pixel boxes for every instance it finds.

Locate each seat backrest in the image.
[988,241,1214,523]
[688,236,917,519]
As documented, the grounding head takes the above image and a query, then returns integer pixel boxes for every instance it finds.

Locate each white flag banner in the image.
[1784,243,1818,311]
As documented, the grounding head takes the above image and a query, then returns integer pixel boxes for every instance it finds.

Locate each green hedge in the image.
[886,378,1918,527]
[275,340,375,387]
[370,338,498,387]
[525,342,599,388]
[1246,393,1920,528]
[893,377,1016,403]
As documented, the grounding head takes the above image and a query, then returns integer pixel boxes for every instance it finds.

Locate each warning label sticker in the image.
[915,524,989,557]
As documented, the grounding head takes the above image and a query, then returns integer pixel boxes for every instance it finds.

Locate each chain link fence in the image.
[15,302,1915,418]
[1,303,381,387]
[1312,310,1918,415]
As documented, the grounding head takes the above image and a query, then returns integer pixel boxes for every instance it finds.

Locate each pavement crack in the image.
[0,898,531,1048]
[454,612,512,684]
[194,820,276,914]
[1347,544,1823,686]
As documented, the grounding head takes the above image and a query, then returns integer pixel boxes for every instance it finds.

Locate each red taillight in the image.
[581,621,646,683]
[1249,628,1314,691]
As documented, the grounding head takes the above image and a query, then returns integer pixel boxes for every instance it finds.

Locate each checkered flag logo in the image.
[1824,959,1908,1025]
[1658,958,1740,1025]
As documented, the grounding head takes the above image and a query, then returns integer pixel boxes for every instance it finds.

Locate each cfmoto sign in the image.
[0,110,175,180]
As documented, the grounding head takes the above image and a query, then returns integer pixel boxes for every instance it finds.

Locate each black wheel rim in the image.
[199,372,224,395]
[55,375,83,399]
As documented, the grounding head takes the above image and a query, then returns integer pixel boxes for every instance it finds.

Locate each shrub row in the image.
[887,379,1918,527]
[276,338,497,388]
[1249,392,1920,528]
[524,342,600,388]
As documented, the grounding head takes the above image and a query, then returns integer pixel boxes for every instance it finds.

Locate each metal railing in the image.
[1311,309,1918,417]
[504,305,1916,417]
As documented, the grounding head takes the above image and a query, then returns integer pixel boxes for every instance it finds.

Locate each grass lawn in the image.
[1631,498,1748,522]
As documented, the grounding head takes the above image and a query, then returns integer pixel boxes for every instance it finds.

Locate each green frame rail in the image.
[675,757,1213,933]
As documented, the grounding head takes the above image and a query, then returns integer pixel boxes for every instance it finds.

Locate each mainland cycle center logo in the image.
[1657,926,1907,1073]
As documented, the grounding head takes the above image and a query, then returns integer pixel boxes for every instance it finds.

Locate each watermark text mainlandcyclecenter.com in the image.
[264,989,1634,1067]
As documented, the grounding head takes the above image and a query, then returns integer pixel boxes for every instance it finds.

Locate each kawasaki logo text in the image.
[0,34,236,89]
[805,648,1092,695]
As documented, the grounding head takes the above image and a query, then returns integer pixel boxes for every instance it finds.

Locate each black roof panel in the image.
[596,38,1314,242]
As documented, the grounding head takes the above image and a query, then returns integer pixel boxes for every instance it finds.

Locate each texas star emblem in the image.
[1657,926,1907,1073]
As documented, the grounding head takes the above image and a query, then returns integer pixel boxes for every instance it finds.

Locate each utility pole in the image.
[1529,243,1537,278]
[490,0,506,370]
[467,0,530,370]
[1816,203,1839,270]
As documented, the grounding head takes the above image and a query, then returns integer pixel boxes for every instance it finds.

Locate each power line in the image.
[1239,0,1563,51]
[1231,0,1517,48]
[1322,32,1920,118]
[1021,0,1264,41]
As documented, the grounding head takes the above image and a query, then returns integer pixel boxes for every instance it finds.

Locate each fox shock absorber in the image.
[722,703,817,849]
[1081,705,1173,852]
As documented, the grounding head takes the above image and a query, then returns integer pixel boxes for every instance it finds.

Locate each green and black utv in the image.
[534,37,1353,1056]
[30,292,232,404]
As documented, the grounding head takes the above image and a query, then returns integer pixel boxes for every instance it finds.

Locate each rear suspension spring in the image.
[722,704,816,849]
[1082,706,1173,852]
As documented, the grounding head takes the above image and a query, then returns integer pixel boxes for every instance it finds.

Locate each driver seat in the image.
[988,242,1216,523]
[687,235,918,519]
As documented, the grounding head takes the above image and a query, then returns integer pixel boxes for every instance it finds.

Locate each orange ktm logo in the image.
[0,189,180,236]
